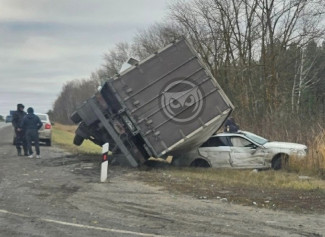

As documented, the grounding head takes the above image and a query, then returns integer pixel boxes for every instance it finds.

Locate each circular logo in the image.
[160,79,204,123]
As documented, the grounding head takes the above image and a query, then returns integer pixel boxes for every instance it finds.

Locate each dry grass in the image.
[139,167,325,213]
[160,168,325,191]
[53,123,78,133]
[287,129,325,178]
[52,123,101,155]
[316,130,325,170]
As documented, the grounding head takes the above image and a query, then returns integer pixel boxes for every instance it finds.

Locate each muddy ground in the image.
[138,167,325,214]
[0,124,324,236]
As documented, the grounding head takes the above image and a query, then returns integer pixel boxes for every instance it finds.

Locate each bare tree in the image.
[52,0,325,132]
[290,41,322,113]
[255,0,325,109]
[103,42,132,77]
[132,22,182,59]
[52,79,99,124]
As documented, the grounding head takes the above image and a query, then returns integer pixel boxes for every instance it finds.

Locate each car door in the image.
[198,136,232,168]
[229,136,266,168]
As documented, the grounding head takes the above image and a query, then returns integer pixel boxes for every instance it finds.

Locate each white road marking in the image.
[0,209,171,237]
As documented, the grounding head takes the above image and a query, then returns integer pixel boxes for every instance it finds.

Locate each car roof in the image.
[212,131,247,137]
[35,113,48,116]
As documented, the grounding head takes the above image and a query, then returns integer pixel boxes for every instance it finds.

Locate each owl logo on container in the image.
[160,79,205,123]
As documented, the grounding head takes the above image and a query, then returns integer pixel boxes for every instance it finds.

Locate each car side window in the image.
[219,136,231,146]
[230,137,253,147]
[201,137,229,147]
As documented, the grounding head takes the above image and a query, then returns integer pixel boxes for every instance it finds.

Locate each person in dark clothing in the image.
[224,117,239,133]
[20,107,43,158]
[12,104,28,156]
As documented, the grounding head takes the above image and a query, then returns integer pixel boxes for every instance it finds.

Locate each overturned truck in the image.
[71,38,234,167]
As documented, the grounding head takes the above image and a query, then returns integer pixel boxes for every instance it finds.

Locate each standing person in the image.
[20,107,42,158]
[224,117,240,133]
[12,103,28,156]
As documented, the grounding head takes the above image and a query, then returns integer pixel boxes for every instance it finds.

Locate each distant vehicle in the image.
[173,131,307,170]
[35,113,52,146]
[5,115,12,123]
[12,113,52,146]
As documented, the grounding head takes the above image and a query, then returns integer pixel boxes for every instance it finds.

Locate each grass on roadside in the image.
[139,167,325,213]
[52,123,101,155]
[287,129,325,178]
[156,168,325,191]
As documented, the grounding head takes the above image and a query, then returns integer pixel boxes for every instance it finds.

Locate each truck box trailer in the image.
[71,38,234,167]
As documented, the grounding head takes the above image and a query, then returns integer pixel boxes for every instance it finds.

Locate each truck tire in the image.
[70,111,82,124]
[73,135,84,146]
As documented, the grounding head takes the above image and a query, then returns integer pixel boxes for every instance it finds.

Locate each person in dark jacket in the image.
[12,103,28,156]
[20,107,43,158]
[224,117,239,133]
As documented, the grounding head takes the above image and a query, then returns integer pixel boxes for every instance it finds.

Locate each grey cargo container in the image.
[71,38,234,167]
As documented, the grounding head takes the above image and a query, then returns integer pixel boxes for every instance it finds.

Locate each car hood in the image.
[263,141,306,150]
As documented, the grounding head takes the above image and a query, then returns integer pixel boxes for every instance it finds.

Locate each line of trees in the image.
[52,0,325,144]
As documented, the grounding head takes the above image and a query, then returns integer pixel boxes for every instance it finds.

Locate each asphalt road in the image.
[0,122,10,129]
[0,125,325,237]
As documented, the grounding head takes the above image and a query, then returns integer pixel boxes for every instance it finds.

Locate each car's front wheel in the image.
[272,154,288,170]
[190,159,210,168]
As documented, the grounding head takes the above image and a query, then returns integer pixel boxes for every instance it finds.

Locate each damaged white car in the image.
[173,131,307,170]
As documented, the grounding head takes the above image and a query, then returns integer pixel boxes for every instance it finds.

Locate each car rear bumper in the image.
[39,130,52,140]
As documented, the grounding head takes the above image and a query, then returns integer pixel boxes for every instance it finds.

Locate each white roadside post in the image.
[100,143,109,182]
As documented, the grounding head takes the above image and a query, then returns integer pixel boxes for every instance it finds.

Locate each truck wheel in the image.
[70,111,82,124]
[73,135,84,146]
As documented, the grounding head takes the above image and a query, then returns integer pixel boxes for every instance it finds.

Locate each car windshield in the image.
[37,114,47,122]
[242,131,268,145]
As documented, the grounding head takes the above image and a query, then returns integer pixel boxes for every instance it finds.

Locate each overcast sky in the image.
[0,0,174,117]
